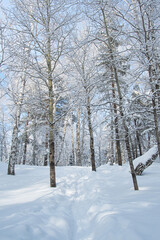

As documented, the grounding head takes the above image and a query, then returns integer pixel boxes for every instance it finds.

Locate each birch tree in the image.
[7,0,77,186]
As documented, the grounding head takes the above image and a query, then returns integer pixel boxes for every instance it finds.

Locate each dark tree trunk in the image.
[70,113,75,166]
[44,130,48,166]
[152,96,160,157]
[23,135,28,165]
[48,79,56,187]
[130,136,136,160]
[134,119,142,156]
[23,115,29,165]
[76,107,81,166]
[47,0,56,187]
[111,78,122,166]
[87,96,96,172]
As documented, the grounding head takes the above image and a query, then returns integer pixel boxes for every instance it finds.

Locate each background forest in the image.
[0,0,160,187]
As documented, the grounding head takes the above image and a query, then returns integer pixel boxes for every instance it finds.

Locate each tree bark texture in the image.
[44,130,49,166]
[23,115,29,165]
[76,107,81,166]
[48,81,56,187]
[46,0,56,187]
[87,96,96,171]
[70,112,75,166]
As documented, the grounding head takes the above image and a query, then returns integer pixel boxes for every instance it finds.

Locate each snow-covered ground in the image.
[0,161,160,240]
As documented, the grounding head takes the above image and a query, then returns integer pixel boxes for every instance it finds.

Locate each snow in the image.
[133,145,158,167]
[0,161,160,240]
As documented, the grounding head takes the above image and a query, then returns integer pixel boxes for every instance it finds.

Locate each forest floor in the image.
[0,160,160,240]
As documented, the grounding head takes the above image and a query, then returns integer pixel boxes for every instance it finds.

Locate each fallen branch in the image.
[134,145,158,175]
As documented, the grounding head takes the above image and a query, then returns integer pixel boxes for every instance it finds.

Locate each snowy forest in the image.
[0,0,160,189]
[1,1,160,239]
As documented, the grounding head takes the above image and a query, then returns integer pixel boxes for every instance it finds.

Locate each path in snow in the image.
[55,165,160,240]
[0,163,160,240]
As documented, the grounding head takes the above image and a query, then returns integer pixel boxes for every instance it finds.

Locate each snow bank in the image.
[0,162,160,240]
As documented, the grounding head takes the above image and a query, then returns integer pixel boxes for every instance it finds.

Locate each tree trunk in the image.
[22,115,29,165]
[152,96,160,157]
[112,79,122,165]
[32,118,38,165]
[81,111,85,165]
[70,112,75,166]
[130,136,136,160]
[46,0,56,187]
[8,125,18,175]
[44,129,49,166]
[125,131,139,190]
[87,96,96,171]
[110,107,114,165]
[48,82,56,187]
[134,119,142,157]
[76,107,81,166]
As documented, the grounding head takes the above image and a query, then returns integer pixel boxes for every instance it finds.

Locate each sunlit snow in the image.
[0,161,160,240]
